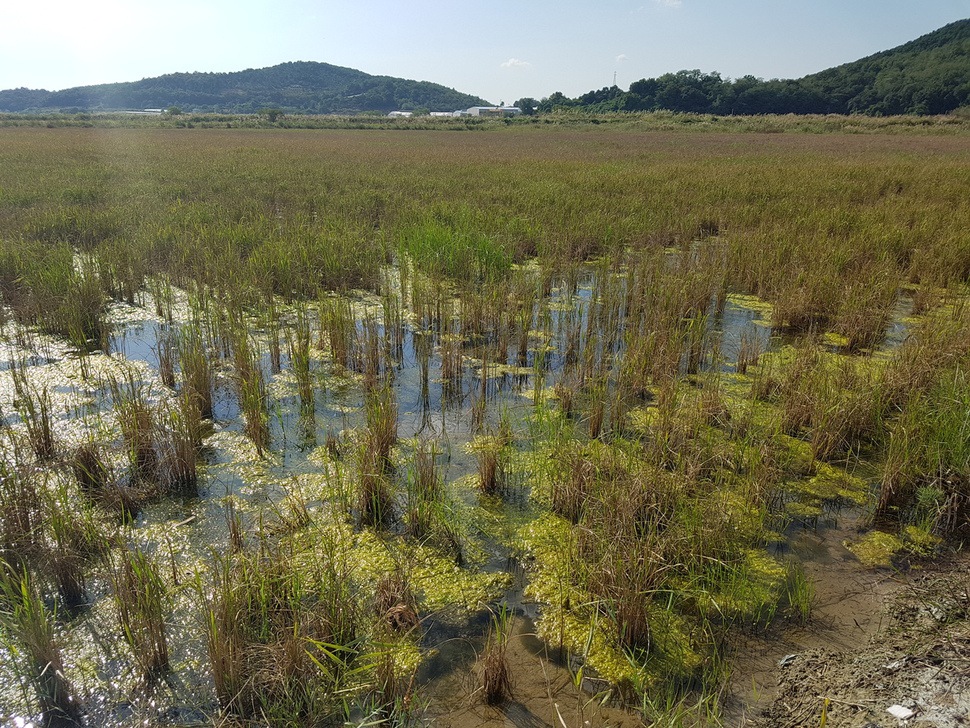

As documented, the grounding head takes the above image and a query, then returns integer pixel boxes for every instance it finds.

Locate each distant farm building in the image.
[460,106,522,117]
[388,107,523,119]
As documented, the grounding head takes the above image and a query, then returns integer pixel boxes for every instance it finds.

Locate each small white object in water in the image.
[887,704,915,719]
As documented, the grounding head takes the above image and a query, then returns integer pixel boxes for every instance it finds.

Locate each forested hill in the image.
[0,61,490,114]
[535,19,970,116]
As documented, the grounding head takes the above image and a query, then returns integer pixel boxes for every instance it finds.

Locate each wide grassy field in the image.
[0,123,968,727]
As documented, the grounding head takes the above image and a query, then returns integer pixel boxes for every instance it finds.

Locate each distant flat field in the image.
[1,125,968,298]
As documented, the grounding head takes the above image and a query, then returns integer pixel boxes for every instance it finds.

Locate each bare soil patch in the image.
[738,551,970,727]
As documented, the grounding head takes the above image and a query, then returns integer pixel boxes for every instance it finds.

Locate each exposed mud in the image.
[733,550,970,727]
[417,612,641,727]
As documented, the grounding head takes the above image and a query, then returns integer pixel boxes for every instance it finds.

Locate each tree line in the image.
[521,19,970,116]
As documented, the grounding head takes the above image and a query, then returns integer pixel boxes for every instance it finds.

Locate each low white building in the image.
[461,106,522,117]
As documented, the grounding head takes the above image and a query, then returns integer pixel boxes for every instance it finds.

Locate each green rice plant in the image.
[883,308,970,410]
[264,301,282,375]
[360,313,386,392]
[160,400,200,495]
[405,440,442,538]
[0,240,107,348]
[112,376,159,482]
[877,367,970,536]
[288,303,314,412]
[783,560,815,624]
[176,323,214,420]
[479,604,513,706]
[44,486,106,612]
[365,385,398,469]
[70,441,109,496]
[11,363,56,462]
[225,499,245,554]
[398,210,512,284]
[319,294,356,371]
[365,649,420,727]
[109,545,170,680]
[472,434,507,497]
[199,540,362,722]
[236,343,270,456]
[0,463,41,577]
[155,329,176,388]
[0,568,83,725]
[357,445,395,529]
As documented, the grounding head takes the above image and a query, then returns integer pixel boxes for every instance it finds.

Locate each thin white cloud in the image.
[616,54,629,63]
[500,58,532,69]
[654,0,682,7]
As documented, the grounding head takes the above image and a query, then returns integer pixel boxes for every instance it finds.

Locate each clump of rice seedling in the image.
[176,322,214,420]
[288,303,314,412]
[877,367,970,537]
[0,463,42,573]
[360,313,388,392]
[0,568,84,726]
[156,330,176,388]
[114,379,159,482]
[734,324,763,375]
[44,487,106,611]
[200,539,361,722]
[319,294,357,371]
[365,386,398,469]
[12,363,56,462]
[374,569,419,634]
[783,560,815,624]
[264,302,282,374]
[325,429,341,459]
[237,346,270,456]
[160,400,200,495]
[357,445,395,528]
[832,258,898,352]
[224,499,246,553]
[110,545,170,680]
[368,650,418,726]
[472,434,507,496]
[71,441,110,495]
[550,442,597,524]
[479,604,513,706]
[405,440,443,538]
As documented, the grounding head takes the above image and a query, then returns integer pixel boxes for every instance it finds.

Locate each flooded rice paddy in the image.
[0,255,957,727]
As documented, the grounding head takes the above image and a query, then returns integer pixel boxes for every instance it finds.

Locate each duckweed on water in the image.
[845,530,905,568]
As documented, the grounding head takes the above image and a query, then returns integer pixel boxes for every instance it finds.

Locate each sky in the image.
[1,0,968,105]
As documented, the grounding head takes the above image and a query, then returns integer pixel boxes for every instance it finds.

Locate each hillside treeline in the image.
[538,19,970,116]
[0,61,489,114]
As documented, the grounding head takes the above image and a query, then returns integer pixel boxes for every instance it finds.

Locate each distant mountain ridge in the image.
[539,19,970,116]
[0,61,490,114]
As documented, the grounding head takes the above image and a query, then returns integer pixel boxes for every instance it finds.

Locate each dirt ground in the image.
[734,550,970,727]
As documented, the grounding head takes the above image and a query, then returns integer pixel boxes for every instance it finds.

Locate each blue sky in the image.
[1,0,967,104]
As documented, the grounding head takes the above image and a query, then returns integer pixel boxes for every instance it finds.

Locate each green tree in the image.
[513,97,539,115]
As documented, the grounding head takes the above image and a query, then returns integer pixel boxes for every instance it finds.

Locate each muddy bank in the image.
[736,552,970,727]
